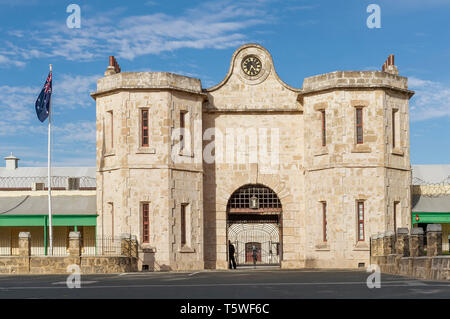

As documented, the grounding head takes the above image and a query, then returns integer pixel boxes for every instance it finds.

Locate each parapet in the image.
[300,71,414,97]
[91,71,204,99]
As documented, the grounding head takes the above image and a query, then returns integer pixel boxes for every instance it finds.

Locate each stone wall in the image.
[0,232,138,274]
[370,225,450,280]
[0,256,137,275]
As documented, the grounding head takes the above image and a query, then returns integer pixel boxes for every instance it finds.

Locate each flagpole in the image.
[48,64,53,256]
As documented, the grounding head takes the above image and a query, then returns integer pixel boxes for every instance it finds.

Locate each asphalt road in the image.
[0,268,449,299]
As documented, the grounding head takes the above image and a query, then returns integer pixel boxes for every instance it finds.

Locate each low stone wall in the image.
[370,225,450,281]
[0,232,138,275]
[0,256,137,275]
[0,257,29,274]
[372,254,450,281]
[80,256,137,274]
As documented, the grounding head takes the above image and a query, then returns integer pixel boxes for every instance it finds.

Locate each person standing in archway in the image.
[228,240,237,269]
[252,245,258,268]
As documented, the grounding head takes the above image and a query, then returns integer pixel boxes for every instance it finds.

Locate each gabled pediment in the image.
[204,44,302,112]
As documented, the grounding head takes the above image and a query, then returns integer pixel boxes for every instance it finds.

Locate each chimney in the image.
[5,153,19,170]
[104,56,121,76]
[381,54,399,75]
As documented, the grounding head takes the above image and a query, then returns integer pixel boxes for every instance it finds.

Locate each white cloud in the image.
[0,73,98,136]
[409,76,450,121]
[53,121,96,144]
[1,1,271,63]
[0,54,26,68]
[52,74,99,110]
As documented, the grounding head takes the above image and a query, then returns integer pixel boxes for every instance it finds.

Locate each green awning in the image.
[412,194,450,224]
[0,215,97,227]
[412,212,450,225]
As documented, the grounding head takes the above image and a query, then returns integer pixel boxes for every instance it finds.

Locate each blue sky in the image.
[0,0,449,166]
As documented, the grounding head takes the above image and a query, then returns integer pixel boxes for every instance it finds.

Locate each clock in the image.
[241,55,262,76]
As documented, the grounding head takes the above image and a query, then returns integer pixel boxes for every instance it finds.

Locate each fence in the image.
[82,235,123,256]
[0,237,11,256]
[0,176,96,189]
[0,234,124,257]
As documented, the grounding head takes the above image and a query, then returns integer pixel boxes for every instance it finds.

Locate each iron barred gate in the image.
[227,222,281,265]
[227,184,283,266]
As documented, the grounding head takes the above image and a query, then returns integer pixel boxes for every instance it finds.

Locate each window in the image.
[392,109,400,149]
[392,110,396,148]
[322,202,327,242]
[393,201,400,234]
[180,111,186,151]
[141,109,149,147]
[142,203,150,243]
[107,202,114,240]
[180,203,191,247]
[67,177,80,190]
[106,110,114,151]
[321,110,326,146]
[356,108,363,144]
[181,204,187,246]
[357,201,365,241]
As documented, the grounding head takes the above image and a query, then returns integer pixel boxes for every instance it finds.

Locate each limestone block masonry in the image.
[91,43,415,271]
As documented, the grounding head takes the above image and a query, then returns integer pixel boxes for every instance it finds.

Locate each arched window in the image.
[227,184,281,212]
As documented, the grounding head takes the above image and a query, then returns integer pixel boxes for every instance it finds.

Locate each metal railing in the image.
[82,235,123,256]
[0,237,11,256]
[0,235,124,257]
[0,176,96,189]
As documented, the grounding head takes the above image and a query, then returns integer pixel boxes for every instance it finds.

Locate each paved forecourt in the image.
[0,269,449,299]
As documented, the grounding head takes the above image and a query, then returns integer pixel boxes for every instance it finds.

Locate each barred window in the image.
[180,111,187,151]
[321,110,326,146]
[141,109,149,147]
[181,203,188,246]
[142,203,149,243]
[227,185,281,212]
[356,108,363,144]
[357,201,365,241]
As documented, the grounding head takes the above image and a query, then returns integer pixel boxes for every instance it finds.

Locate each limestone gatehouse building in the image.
[91,43,415,271]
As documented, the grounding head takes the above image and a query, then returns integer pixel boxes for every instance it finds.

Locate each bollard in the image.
[18,232,31,256]
[383,231,395,255]
[426,224,442,257]
[68,231,81,257]
[396,228,409,257]
[409,227,424,257]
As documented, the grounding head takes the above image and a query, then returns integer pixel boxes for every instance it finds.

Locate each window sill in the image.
[391,148,404,156]
[353,241,369,251]
[179,246,195,253]
[315,243,330,251]
[139,244,156,253]
[178,149,194,158]
[351,144,371,153]
[314,147,328,157]
[136,147,156,154]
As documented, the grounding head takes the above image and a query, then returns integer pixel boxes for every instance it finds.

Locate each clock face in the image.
[241,55,262,76]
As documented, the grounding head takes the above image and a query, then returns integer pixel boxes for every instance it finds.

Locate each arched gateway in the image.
[226,184,282,266]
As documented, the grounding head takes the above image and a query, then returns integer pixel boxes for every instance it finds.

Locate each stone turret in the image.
[92,57,206,271]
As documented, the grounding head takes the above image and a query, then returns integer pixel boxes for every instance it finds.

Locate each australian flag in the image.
[35,71,52,122]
